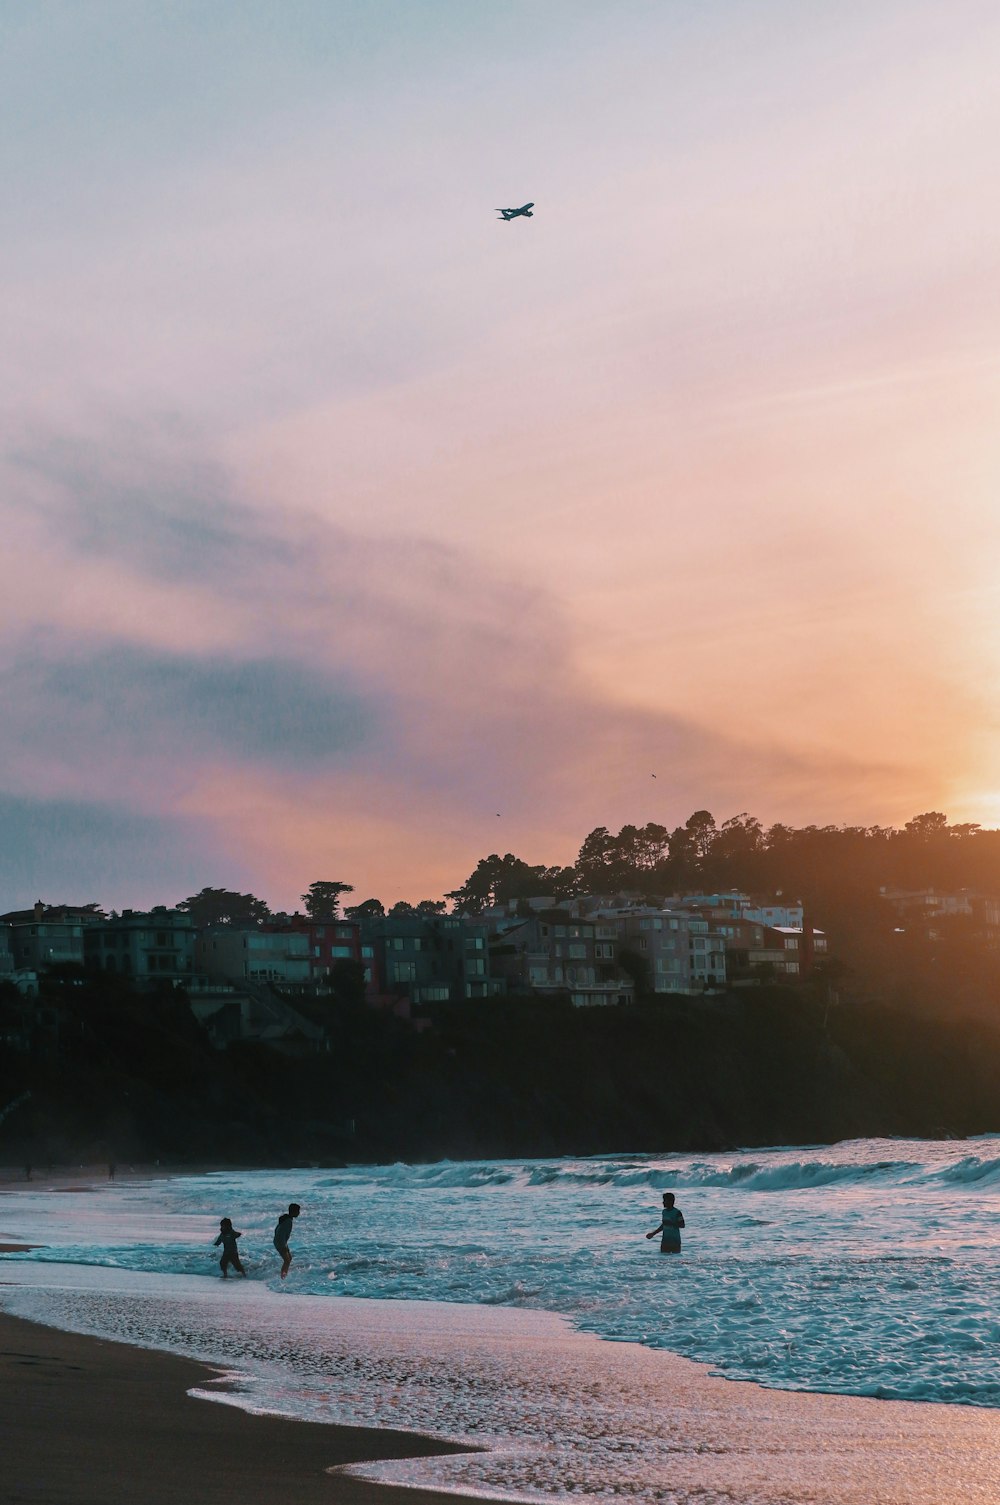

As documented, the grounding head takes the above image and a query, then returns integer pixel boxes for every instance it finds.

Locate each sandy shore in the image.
[0,1162,223,1191]
[4,1291,1000,1505]
[0,1311,481,1505]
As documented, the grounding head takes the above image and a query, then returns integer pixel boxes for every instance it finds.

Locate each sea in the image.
[2,1137,999,1502]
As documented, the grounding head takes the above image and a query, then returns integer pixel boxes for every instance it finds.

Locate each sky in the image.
[3,0,1000,911]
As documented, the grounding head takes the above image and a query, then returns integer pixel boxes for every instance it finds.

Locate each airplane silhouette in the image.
[496,202,534,221]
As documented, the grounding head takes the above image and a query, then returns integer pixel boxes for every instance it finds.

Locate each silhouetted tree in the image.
[576,824,667,890]
[344,898,385,921]
[328,958,367,1008]
[177,887,271,928]
[447,854,567,914]
[301,881,355,919]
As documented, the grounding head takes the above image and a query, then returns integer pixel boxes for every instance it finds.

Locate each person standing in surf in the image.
[646,1192,685,1254]
[273,1202,301,1279]
[214,1217,247,1278]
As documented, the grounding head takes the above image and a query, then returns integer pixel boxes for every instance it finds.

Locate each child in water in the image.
[273,1202,301,1279]
[646,1192,685,1254]
[214,1217,247,1278]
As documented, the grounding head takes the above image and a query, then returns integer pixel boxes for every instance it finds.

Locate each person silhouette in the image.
[214,1217,247,1278]
[646,1192,685,1254]
[273,1202,301,1279]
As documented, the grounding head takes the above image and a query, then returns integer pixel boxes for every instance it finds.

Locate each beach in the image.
[0,1310,474,1505]
[4,1299,1000,1505]
[3,1150,1000,1504]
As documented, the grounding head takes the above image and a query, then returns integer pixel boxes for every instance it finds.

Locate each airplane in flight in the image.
[496,202,534,221]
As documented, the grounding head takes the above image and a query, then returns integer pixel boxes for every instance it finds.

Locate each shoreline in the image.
[4,1156,1000,1503]
[0,1161,224,1190]
[0,1310,484,1505]
[3,1278,1000,1505]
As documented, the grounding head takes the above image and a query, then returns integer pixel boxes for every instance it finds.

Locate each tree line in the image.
[444,810,1000,914]
[150,809,1000,932]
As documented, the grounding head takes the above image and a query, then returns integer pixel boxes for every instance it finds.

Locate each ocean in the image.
[2,1137,999,1501]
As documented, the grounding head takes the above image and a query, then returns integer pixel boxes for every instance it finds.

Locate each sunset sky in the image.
[3,0,1000,911]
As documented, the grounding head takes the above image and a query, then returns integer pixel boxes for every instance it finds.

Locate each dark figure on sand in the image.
[646,1192,685,1254]
[214,1217,247,1278]
[273,1203,300,1279]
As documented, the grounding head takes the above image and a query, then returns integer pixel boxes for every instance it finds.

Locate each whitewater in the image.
[2,1137,1000,1502]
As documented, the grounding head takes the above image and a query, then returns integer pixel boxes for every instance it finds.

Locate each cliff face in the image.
[1,983,998,1166]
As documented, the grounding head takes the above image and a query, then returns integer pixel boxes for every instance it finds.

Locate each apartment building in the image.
[489,910,634,1006]
[362,912,504,1006]
[196,927,312,986]
[84,907,197,987]
[2,902,95,971]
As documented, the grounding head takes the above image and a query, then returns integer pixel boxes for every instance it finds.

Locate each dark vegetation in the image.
[2,974,999,1169]
[2,810,999,1167]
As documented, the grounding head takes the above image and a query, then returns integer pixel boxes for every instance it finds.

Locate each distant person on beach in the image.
[646,1192,685,1254]
[273,1203,300,1279]
[213,1217,247,1278]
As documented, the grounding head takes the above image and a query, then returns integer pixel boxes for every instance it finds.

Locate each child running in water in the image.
[273,1202,301,1279]
[214,1217,247,1278]
[646,1192,685,1254]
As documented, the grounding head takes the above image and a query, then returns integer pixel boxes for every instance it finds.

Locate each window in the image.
[417,985,450,1002]
[784,937,799,950]
[331,945,353,958]
[568,943,586,959]
[361,944,374,958]
[466,957,486,976]
[391,961,417,983]
[466,936,485,950]
[594,942,614,959]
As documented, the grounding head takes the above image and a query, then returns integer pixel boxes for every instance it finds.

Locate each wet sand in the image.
[4,1299,1000,1505]
[0,1311,480,1505]
[0,1162,218,1191]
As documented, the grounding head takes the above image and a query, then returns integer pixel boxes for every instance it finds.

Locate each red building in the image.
[276,914,362,981]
